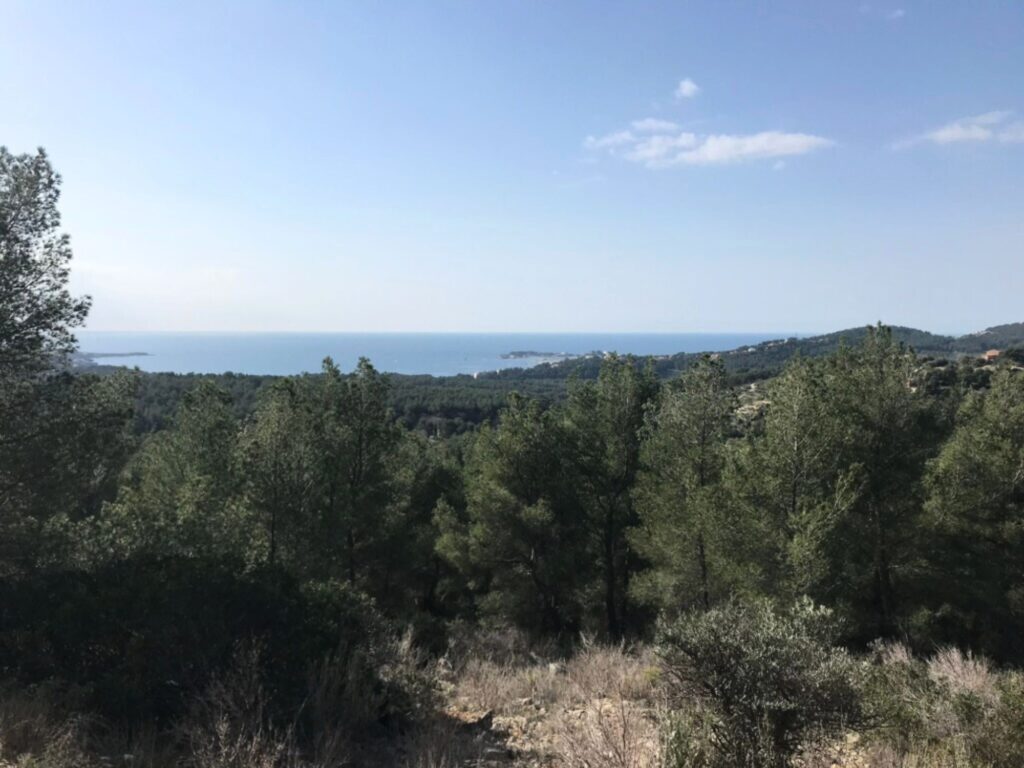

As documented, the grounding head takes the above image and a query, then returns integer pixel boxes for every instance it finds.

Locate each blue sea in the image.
[75,332,790,377]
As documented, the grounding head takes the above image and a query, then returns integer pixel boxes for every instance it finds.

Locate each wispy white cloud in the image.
[675,132,833,166]
[625,132,699,166]
[585,118,832,169]
[583,130,635,151]
[886,8,906,20]
[927,111,1009,143]
[675,78,700,99]
[631,117,680,133]
[896,111,1022,148]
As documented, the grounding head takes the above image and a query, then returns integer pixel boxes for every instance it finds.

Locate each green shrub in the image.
[864,644,1024,767]
[656,598,864,768]
[975,671,1024,766]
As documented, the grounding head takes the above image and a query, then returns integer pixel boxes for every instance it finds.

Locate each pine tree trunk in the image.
[605,504,621,640]
[872,503,894,637]
[698,531,710,611]
[347,528,357,585]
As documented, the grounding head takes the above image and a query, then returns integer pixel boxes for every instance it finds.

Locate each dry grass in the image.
[841,645,1024,768]
[446,641,662,767]
[451,656,568,717]
[927,647,999,707]
[397,717,493,768]
[550,688,659,768]
[875,641,913,668]
[450,640,659,714]
[181,648,312,768]
[563,645,660,705]
[186,713,304,768]
[0,688,97,768]
[550,646,662,768]
[0,639,1019,768]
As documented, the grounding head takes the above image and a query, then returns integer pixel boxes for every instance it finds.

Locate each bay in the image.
[75,331,792,377]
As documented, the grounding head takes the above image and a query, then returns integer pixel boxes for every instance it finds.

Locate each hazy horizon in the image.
[75,329,800,376]
[4,1,1023,334]
[76,322,1001,337]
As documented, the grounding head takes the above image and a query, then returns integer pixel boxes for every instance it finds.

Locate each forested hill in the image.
[478,321,1024,382]
[957,321,1024,350]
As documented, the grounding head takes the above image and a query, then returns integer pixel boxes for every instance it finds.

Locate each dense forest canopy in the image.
[3,147,1024,766]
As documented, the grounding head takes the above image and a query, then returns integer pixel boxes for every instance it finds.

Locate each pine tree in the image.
[924,367,1024,658]
[98,381,247,562]
[564,355,659,638]
[0,148,133,575]
[443,393,587,637]
[631,356,737,613]
[805,326,939,640]
[735,355,846,598]
[0,148,90,377]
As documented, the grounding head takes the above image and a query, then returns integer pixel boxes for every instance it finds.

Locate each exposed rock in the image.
[448,706,494,733]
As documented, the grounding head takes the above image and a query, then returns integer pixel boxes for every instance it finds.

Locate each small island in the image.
[71,350,151,368]
[82,351,151,358]
[500,350,578,360]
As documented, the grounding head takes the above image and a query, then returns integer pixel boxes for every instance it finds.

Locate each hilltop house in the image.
[983,349,1001,362]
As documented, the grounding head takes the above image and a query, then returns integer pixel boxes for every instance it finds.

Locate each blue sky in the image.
[2,1,1022,334]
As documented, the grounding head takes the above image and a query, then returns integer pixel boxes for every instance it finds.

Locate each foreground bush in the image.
[656,598,864,767]
[0,557,432,737]
[864,643,1024,767]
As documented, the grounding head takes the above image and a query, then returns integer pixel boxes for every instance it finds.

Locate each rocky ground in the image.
[414,645,660,767]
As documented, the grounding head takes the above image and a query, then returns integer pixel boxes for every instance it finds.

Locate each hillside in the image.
[952,322,1024,353]
[478,321,1024,383]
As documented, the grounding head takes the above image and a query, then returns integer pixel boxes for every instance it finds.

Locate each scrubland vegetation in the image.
[3,148,1024,766]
